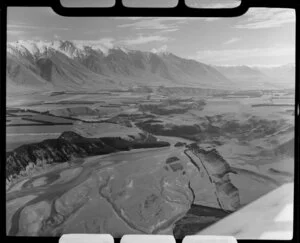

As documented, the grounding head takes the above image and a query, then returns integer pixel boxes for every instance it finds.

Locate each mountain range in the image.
[6,40,295,93]
[215,64,295,90]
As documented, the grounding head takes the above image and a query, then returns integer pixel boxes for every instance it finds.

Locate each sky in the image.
[7,0,295,66]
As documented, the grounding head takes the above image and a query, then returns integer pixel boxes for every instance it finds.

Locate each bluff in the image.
[187,143,240,211]
[6,131,170,180]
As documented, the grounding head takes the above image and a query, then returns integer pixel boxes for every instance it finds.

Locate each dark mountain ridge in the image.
[7,40,234,91]
[6,131,170,180]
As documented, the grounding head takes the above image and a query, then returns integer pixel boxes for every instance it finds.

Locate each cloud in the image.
[151,45,168,53]
[156,28,179,33]
[65,35,169,49]
[120,35,170,45]
[190,46,295,64]
[8,23,41,30]
[224,37,240,45]
[74,38,115,48]
[117,17,193,31]
[235,8,295,29]
[7,23,69,31]
[72,38,116,55]
[7,30,25,36]
[94,38,115,48]
[32,36,47,41]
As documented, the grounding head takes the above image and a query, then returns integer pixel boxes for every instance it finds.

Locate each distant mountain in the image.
[214,64,295,90]
[253,64,295,89]
[214,65,278,89]
[6,40,235,93]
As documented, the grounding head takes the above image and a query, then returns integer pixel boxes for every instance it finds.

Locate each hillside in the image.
[214,64,295,89]
[6,40,234,92]
[6,131,170,180]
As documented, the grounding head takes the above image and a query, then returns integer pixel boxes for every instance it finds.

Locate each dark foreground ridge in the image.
[173,204,231,239]
[6,131,170,180]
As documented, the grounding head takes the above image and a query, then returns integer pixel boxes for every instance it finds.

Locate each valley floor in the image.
[6,88,295,238]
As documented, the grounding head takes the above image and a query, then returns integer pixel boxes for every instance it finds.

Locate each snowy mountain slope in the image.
[7,41,122,91]
[7,40,294,92]
[6,40,234,92]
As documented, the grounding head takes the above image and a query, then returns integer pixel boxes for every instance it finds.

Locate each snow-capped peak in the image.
[7,40,107,59]
[72,40,110,56]
[7,40,53,57]
[114,46,131,54]
[7,39,148,60]
[151,45,170,56]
